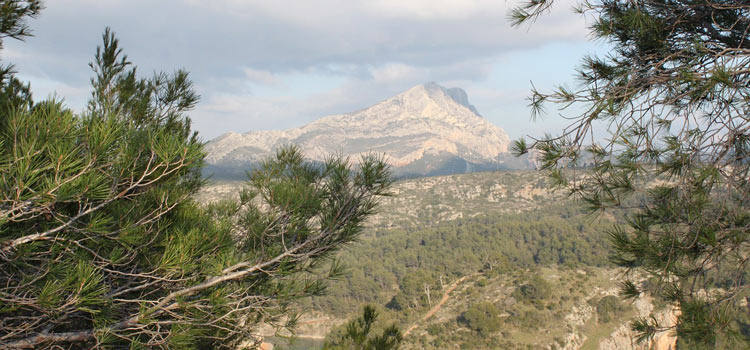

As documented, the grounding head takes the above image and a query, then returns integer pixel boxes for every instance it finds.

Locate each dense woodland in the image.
[201,167,750,349]
[312,193,750,349]
[313,204,613,317]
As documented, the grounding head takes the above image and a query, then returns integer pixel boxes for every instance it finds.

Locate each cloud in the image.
[368,57,495,85]
[242,67,281,86]
[191,55,503,138]
[10,0,588,76]
[4,0,598,139]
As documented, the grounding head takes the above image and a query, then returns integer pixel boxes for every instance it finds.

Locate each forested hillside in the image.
[313,206,613,317]
[201,169,750,349]
[199,170,653,349]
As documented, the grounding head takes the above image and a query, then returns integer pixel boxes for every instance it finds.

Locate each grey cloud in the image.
[4,0,592,139]
[190,56,503,138]
[8,0,586,86]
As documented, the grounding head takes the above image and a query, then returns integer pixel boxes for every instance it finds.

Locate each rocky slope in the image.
[205,83,530,178]
[197,170,562,228]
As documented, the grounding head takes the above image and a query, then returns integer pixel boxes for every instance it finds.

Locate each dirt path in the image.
[403,275,471,336]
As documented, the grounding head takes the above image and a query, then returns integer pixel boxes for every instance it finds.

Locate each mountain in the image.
[204,83,533,179]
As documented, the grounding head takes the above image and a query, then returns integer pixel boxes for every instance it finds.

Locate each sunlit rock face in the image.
[205,83,529,178]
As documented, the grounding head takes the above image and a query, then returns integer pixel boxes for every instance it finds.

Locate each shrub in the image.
[460,302,502,337]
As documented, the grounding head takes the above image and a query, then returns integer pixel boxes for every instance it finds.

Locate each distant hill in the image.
[204,83,535,179]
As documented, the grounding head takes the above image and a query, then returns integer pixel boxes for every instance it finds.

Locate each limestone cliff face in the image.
[598,296,679,350]
[205,83,522,177]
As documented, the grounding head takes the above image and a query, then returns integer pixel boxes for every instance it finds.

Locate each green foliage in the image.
[0,1,42,48]
[506,308,547,331]
[88,28,199,139]
[0,28,209,346]
[596,295,623,324]
[0,0,41,111]
[513,275,552,307]
[0,7,392,349]
[460,302,502,337]
[511,0,750,347]
[324,305,402,350]
[313,204,612,316]
[380,266,623,350]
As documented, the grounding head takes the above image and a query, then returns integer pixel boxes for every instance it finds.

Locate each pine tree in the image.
[512,0,750,347]
[324,305,402,350]
[0,0,41,111]
[0,4,392,349]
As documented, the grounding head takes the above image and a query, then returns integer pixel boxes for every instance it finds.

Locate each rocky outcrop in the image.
[598,295,679,350]
[649,307,679,350]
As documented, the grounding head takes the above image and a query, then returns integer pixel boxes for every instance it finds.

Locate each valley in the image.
[199,170,674,350]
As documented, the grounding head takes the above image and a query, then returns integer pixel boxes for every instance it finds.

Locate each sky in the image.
[5,0,608,141]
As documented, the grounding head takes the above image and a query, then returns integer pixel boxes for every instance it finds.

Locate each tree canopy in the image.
[324,305,402,350]
[0,3,392,349]
[512,0,750,347]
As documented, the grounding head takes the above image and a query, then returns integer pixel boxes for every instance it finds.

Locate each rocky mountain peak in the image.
[423,82,481,115]
[205,83,528,178]
[371,82,481,120]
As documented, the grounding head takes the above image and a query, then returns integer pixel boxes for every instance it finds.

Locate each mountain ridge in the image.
[205,83,530,178]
